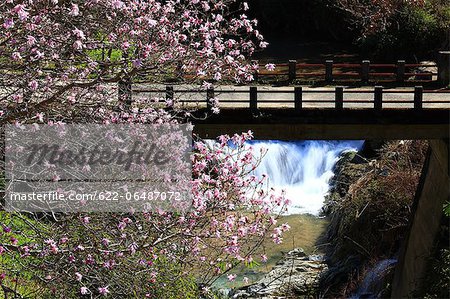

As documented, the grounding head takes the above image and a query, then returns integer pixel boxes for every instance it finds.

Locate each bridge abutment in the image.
[391,139,449,298]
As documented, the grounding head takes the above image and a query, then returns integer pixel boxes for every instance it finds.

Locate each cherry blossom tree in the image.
[0,0,267,124]
[0,1,288,297]
[1,132,290,297]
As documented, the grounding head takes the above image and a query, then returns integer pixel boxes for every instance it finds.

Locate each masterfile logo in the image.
[5,123,192,213]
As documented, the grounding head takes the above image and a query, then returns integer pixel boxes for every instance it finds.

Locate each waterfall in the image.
[249,140,363,215]
[350,259,398,298]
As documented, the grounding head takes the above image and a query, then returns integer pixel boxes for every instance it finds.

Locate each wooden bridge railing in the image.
[256,60,442,84]
[132,86,450,112]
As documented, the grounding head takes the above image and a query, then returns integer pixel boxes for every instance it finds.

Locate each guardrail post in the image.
[335,86,344,110]
[166,85,174,105]
[289,60,297,82]
[414,86,423,110]
[361,60,370,83]
[325,60,333,84]
[396,60,406,83]
[206,87,215,110]
[250,86,258,112]
[438,51,450,86]
[374,86,383,111]
[294,86,302,111]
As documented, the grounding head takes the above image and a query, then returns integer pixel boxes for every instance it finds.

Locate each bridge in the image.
[133,85,450,140]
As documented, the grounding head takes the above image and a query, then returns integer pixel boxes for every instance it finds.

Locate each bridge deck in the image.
[133,85,450,110]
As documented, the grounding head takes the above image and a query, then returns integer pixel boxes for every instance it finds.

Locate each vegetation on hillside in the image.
[249,0,450,61]
[355,0,450,60]
[320,140,429,297]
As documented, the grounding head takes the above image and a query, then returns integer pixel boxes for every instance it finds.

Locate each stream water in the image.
[350,259,398,299]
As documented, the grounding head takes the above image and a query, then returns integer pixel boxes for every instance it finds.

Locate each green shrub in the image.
[359,5,446,60]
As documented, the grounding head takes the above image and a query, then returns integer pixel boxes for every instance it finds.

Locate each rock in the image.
[231,249,328,298]
[286,248,306,258]
[218,288,232,297]
[413,61,437,81]
[308,255,325,262]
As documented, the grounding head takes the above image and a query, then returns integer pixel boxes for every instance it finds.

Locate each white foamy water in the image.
[249,140,363,215]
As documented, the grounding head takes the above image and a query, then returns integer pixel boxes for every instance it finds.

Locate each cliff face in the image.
[320,140,429,297]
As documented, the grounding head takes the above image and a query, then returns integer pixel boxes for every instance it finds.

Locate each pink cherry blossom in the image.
[265,63,276,71]
[73,40,83,50]
[69,4,80,16]
[72,28,86,40]
[261,254,268,263]
[101,238,110,246]
[3,18,14,29]
[10,237,18,245]
[80,287,89,295]
[26,35,36,46]
[121,41,130,51]
[28,80,38,91]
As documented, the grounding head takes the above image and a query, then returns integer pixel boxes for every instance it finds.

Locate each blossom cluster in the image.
[1,0,265,123]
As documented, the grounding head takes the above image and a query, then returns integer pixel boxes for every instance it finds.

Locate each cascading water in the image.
[249,140,364,215]
[350,259,398,299]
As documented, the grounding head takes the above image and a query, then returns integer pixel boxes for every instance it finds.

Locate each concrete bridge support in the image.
[391,139,449,298]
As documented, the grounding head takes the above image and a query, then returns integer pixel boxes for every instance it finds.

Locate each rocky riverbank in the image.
[230,248,327,298]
